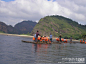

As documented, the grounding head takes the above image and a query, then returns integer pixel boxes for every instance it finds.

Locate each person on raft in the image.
[34,34,36,41]
[50,33,52,42]
[44,36,51,43]
[59,34,62,42]
[70,36,72,43]
[35,30,40,42]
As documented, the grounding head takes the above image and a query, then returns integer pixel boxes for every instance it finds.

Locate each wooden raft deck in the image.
[22,40,62,44]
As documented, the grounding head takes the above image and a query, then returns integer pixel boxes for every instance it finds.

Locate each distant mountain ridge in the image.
[0,21,37,34]
[14,21,37,34]
[31,15,86,39]
[0,22,17,33]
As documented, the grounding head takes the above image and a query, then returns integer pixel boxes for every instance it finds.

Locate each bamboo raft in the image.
[22,40,62,44]
[21,39,86,44]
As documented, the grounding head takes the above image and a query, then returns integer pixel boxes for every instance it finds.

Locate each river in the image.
[0,35,86,64]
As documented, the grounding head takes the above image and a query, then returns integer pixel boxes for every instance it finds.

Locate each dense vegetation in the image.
[20,32,30,35]
[31,15,86,39]
[80,33,86,40]
[0,31,4,33]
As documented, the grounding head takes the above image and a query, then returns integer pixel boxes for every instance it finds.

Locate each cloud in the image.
[1,0,14,1]
[0,0,86,26]
[55,0,86,24]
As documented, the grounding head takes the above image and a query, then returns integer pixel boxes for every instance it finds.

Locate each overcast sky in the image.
[0,0,86,26]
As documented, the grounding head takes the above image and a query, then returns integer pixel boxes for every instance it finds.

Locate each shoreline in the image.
[0,33,80,43]
[0,33,33,38]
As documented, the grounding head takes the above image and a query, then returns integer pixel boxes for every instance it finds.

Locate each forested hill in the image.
[0,21,37,34]
[31,15,86,39]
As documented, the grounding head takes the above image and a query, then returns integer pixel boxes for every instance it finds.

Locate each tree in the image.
[81,33,86,40]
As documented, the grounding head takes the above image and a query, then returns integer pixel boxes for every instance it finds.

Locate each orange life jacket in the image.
[61,38,64,41]
[40,37,42,41]
[42,37,44,40]
[32,37,35,40]
[80,40,82,43]
[82,41,84,43]
[44,37,48,41]
[56,38,59,41]
[38,37,41,40]
[85,42,86,44]
[48,39,51,43]
[64,39,67,43]
[66,39,67,42]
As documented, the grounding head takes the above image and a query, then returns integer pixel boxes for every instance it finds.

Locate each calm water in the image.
[0,35,86,64]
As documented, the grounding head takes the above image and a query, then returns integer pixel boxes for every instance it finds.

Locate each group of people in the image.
[33,30,52,43]
[33,30,72,43]
[56,35,73,43]
[80,39,86,43]
[56,35,68,43]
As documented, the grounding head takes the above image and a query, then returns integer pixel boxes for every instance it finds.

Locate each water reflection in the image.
[32,43,70,54]
[0,35,86,64]
[32,44,50,53]
[31,43,69,63]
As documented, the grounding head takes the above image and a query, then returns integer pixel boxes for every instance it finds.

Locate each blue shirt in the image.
[34,34,36,38]
[50,35,52,38]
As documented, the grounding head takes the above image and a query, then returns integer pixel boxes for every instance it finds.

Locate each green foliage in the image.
[20,32,30,36]
[20,33,26,35]
[31,15,86,39]
[81,33,86,40]
[0,31,4,33]
[27,32,30,35]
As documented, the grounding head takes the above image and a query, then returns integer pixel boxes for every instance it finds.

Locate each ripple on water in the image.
[0,35,86,64]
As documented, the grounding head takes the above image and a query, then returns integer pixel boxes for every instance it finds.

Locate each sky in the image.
[0,0,86,26]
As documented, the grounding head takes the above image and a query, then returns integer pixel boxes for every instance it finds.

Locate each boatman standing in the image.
[35,30,40,42]
[59,34,62,42]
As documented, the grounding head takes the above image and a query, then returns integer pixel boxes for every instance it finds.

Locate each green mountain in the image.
[31,15,86,39]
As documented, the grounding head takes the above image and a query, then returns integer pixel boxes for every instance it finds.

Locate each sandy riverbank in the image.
[0,33,33,38]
